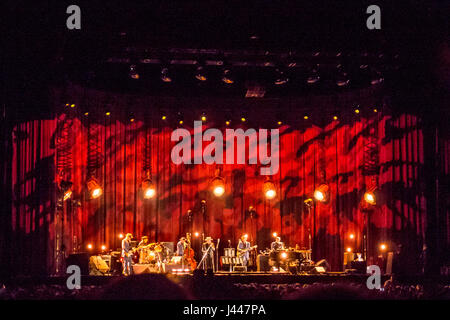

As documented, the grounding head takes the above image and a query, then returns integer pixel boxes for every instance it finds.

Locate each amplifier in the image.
[257,254,270,272]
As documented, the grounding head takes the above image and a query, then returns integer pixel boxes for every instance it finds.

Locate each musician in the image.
[201,236,215,270]
[121,233,134,276]
[237,234,251,267]
[271,237,285,251]
[138,236,149,247]
[176,237,187,256]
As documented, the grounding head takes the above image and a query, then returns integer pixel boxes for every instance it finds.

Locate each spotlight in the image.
[195,66,207,81]
[129,65,139,79]
[313,184,329,202]
[333,115,338,121]
[263,180,276,200]
[87,243,93,250]
[380,243,387,251]
[281,252,288,259]
[225,120,231,126]
[346,247,352,253]
[363,191,376,205]
[84,112,89,116]
[161,67,172,83]
[274,69,289,85]
[241,117,246,122]
[304,115,309,120]
[70,104,76,108]
[354,109,360,114]
[272,232,278,237]
[201,113,207,122]
[60,180,73,201]
[194,232,199,237]
[221,69,234,84]
[277,121,282,126]
[87,178,103,199]
[349,233,355,239]
[119,233,124,239]
[307,66,320,84]
[101,245,107,251]
[179,120,184,125]
[211,176,225,197]
[105,111,111,116]
[142,179,156,199]
[373,108,378,113]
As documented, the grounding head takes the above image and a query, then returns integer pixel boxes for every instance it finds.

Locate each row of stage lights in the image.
[65,103,379,126]
[61,177,376,211]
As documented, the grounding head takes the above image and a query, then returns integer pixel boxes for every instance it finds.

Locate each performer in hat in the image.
[201,236,215,271]
[176,237,188,256]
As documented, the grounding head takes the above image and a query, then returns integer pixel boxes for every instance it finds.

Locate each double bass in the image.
[183,233,197,270]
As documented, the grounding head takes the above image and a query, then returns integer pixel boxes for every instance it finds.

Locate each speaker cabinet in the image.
[257,255,270,272]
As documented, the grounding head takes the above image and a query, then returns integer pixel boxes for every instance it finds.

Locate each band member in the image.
[271,236,285,251]
[137,236,150,264]
[121,233,134,276]
[138,235,149,247]
[237,234,251,267]
[176,237,187,256]
[201,237,215,271]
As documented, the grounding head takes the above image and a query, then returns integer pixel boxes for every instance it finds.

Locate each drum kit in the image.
[138,242,170,264]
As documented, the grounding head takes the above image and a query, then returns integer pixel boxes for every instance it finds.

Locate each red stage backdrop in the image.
[10,86,450,275]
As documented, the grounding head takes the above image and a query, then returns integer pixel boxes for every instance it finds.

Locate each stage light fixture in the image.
[70,104,76,108]
[194,232,199,237]
[211,176,225,197]
[277,121,282,126]
[307,66,320,84]
[274,69,289,85]
[263,180,277,200]
[142,179,156,199]
[380,243,387,251]
[162,115,167,120]
[201,113,207,122]
[313,184,329,202]
[373,108,378,113]
[195,66,207,81]
[119,233,124,239]
[225,120,230,126]
[241,117,246,122]
[87,178,103,199]
[101,245,107,251]
[84,112,89,116]
[161,67,172,83]
[363,191,376,205]
[221,69,234,84]
[106,111,111,116]
[60,180,73,201]
[179,120,184,125]
[304,115,309,120]
[355,109,360,114]
[87,244,93,250]
[272,232,278,237]
[333,115,338,121]
[349,233,355,239]
[281,252,288,259]
[129,65,139,79]
[346,247,352,253]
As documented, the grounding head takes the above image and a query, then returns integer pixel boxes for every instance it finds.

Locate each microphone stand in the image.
[216,239,220,272]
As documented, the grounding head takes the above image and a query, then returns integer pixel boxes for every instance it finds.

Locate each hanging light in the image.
[60,180,73,201]
[274,69,289,85]
[263,180,276,200]
[161,67,172,83]
[363,191,376,205]
[142,178,156,199]
[211,176,225,197]
[313,184,329,202]
[87,178,103,199]
[129,65,140,79]
[195,66,207,81]
[221,69,234,84]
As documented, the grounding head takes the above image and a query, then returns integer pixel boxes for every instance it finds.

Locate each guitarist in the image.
[237,234,252,268]
[121,233,134,276]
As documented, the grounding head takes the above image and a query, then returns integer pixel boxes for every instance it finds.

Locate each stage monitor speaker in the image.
[66,253,89,275]
[109,251,122,275]
[257,255,270,272]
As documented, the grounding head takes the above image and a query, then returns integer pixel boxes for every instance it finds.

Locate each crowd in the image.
[0,274,449,300]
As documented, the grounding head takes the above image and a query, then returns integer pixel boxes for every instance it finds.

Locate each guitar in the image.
[237,245,258,257]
